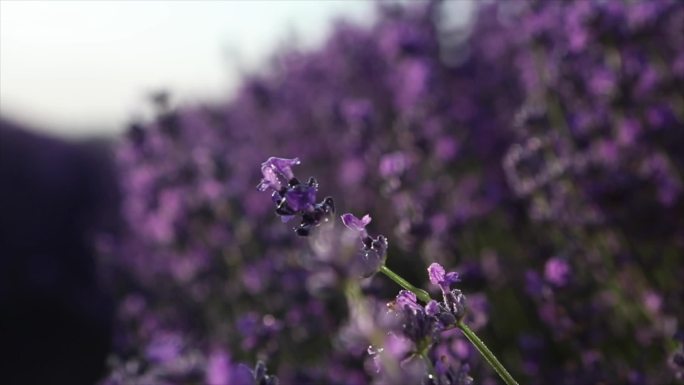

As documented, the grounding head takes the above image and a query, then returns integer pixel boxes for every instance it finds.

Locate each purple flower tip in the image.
[258,156,301,191]
[428,263,446,286]
[445,271,460,284]
[395,290,422,313]
[428,262,459,292]
[341,213,372,232]
[544,257,570,287]
[264,156,300,178]
[257,165,280,192]
[284,185,316,212]
[425,300,440,316]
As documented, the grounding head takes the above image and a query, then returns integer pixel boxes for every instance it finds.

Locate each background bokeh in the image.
[0,1,471,136]
[1,1,683,385]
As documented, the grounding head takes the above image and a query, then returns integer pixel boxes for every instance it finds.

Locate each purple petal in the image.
[425,300,440,316]
[257,165,281,192]
[262,156,300,180]
[544,257,570,287]
[444,271,460,286]
[428,263,446,286]
[341,213,372,232]
[395,290,422,313]
[353,235,387,278]
[379,152,409,177]
[284,185,316,212]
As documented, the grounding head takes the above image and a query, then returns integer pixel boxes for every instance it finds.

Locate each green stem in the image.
[379,265,431,303]
[457,321,519,385]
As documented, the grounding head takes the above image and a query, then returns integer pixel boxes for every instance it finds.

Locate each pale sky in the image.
[0,1,375,137]
[0,1,472,138]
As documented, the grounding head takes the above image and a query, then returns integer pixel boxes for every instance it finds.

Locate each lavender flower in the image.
[257,157,301,192]
[257,157,335,236]
[543,257,571,287]
[428,263,460,295]
[341,213,388,277]
[395,290,425,315]
[427,263,466,322]
[381,287,473,385]
[341,213,372,234]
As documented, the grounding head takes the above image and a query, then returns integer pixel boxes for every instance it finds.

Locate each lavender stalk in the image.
[379,265,431,303]
[458,321,519,385]
[258,156,520,385]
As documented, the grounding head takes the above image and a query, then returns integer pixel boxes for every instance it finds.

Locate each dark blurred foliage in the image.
[0,118,118,385]
[96,1,684,384]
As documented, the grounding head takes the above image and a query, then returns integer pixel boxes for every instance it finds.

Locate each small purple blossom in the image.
[396,290,423,314]
[341,213,372,234]
[258,157,335,236]
[427,263,466,322]
[428,263,460,294]
[425,300,440,317]
[284,183,317,212]
[257,157,300,191]
[342,212,388,277]
[389,304,435,350]
[257,166,281,192]
[544,257,571,287]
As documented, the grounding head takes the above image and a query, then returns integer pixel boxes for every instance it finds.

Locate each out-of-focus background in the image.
[2,1,684,385]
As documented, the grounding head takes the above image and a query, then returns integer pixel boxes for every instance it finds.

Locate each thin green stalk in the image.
[379,265,431,303]
[457,321,519,385]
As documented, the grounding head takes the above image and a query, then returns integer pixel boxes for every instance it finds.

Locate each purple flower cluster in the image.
[365,263,471,385]
[258,156,387,279]
[99,1,684,384]
[427,263,466,323]
[255,154,477,382]
[257,156,335,236]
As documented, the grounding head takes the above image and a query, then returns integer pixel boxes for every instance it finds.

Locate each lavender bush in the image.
[100,1,684,384]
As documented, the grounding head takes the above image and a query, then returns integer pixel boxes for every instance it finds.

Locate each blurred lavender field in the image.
[2,1,684,384]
